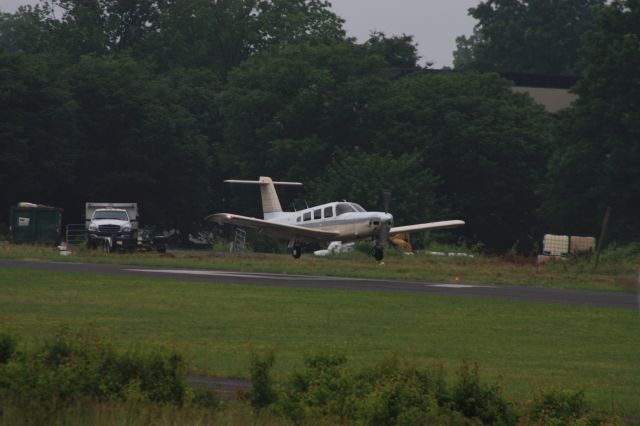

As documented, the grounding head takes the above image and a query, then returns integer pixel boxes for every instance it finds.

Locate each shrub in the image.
[276,353,357,423]
[0,326,188,413]
[356,357,436,425]
[528,389,588,425]
[249,352,276,409]
[102,349,188,405]
[0,329,17,364]
[450,362,517,426]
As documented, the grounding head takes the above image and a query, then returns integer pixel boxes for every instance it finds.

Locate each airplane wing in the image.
[206,213,340,241]
[389,220,465,237]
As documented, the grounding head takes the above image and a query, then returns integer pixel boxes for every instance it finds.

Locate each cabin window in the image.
[303,212,311,221]
[350,203,366,212]
[336,203,356,216]
[324,206,333,218]
[296,216,301,222]
[314,209,321,220]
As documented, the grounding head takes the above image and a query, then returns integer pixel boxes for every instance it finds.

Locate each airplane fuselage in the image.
[269,201,393,242]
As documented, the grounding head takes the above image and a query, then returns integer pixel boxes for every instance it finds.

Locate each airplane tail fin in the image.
[224,176,302,219]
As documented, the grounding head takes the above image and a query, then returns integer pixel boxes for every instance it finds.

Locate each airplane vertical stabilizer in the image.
[259,176,283,219]
[224,176,303,220]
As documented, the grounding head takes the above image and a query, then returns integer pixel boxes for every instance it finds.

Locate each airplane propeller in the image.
[372,189,393,261]
[382,189,391,214]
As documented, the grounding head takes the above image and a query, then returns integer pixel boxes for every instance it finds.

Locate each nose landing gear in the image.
[371,246,384,261]
[291,244,302,259]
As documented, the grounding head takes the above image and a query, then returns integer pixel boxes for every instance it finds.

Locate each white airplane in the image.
[206,176,464,261]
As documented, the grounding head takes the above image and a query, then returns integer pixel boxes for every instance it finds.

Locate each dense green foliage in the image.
[542,0,640,242]
[0,326,615,424]
[367,72,551,248]
[0,0,638,250]
[258,353,608,425]
[454,0,606,74]
[0,326,188,423]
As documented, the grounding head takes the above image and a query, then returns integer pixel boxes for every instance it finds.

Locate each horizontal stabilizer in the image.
[225,179,302,186]
[224,176,301,218]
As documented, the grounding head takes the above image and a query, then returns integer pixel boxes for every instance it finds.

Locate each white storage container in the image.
[543,234,569,256]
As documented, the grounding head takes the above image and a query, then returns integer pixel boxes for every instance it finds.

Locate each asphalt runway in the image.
[0,259,637,310]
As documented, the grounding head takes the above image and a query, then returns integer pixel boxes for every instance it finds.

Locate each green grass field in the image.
[1,241,638,292]
[1,268,638,414]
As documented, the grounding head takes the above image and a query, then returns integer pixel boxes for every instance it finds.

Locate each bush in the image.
[275,355,512,425]
[249,352,276,409]
[450,362,517,426]
[0,329,17,364]
[357,358,440,426]
[0,326,188,414]
[276,353,357,423]
[597,243,640,265]
[527,389,588,425]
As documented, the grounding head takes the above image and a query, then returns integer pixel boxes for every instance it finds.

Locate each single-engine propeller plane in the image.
[206,176,464,261]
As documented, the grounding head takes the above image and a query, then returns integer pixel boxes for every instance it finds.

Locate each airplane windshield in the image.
[336,203,356,216]
[349,203,366,212]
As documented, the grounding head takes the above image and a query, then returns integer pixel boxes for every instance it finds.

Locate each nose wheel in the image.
[371,247,384,261]
[291,244,302,259]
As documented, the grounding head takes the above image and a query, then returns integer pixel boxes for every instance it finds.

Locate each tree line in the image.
[0,0,638,251]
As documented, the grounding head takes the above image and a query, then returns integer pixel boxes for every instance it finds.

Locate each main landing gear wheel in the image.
[371,247,384,261]
[292,245,302,259]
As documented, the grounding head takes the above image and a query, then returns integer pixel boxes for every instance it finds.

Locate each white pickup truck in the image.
[85,203,138,251]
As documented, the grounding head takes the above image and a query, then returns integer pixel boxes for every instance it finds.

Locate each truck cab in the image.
[85,203,138,250]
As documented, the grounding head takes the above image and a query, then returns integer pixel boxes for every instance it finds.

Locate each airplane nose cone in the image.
[369,213,393,228]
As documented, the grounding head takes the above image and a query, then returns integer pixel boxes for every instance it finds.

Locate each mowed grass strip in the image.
[1,268,638,413]
[1,242,637,292]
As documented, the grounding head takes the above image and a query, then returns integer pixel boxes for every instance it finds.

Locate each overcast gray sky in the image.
[1,0,480,68]
[329,0,479,67]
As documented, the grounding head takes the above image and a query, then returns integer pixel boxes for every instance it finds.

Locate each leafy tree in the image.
[66,54,213,231]
[219,41,388,184]
[139,0,257,73]
[454,0,606,74]
[1,0,159,58]
[251,0,345,51]
[305,151,441,226]
[0,50,78,219]
[368,72,552,250]
[2,0,344,73]
[542,0,640,242]
[53,0,160,54]
[364,31,422,69]
[0,4,60,55]
[165,67,225,215]
[140,0,345,73]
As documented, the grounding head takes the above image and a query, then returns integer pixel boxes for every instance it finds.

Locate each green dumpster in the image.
[9,203,63,245]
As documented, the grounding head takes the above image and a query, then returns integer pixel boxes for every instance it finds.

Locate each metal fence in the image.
[65,224,86,246]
